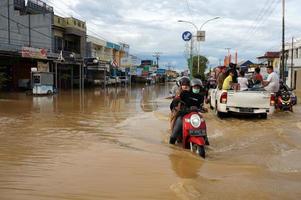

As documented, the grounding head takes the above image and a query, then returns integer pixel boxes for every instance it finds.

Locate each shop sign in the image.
[142,71,149,77]
[156,68,166,75]
[22,47,47,59]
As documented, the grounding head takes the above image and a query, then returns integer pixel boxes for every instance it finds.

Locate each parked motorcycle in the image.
[276,82,296,112]
[175,108,207,158]
[276,90,293,111]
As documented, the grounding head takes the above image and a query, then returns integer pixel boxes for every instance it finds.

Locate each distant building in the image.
[257,52,280,73]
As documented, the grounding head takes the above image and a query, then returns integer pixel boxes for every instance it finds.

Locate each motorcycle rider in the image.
[169,78,209,145]
[169,76,189,98]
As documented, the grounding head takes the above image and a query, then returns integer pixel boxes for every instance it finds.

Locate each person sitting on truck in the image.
[253,67,263,84]
[229,63,238,83]
[237,70,249,91]
[222,69,235,90]
[217,67,227,90]
[262,66,280,93]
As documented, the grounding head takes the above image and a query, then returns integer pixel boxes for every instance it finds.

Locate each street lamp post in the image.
[178,17,220,77]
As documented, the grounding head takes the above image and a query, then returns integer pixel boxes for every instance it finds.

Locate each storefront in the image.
[0,47,50,91]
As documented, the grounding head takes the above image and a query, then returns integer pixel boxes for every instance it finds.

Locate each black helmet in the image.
[179,77,190,86]
[190,78,202,87]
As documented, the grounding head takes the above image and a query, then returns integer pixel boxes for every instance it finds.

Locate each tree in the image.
[188,55,209,80]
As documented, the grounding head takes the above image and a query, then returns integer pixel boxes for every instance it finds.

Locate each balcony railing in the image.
[26,0,53,14]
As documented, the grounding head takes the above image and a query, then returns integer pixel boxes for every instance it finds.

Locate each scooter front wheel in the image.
[197,145,205,158]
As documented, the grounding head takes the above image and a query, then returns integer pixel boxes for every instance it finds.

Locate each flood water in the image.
[0,84,301,200]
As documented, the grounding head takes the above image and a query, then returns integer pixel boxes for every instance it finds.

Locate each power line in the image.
[184,0,193,20]
[238,0,281,51]
[238,0,280,46]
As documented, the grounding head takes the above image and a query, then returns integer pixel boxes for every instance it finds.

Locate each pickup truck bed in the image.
[209,89,275,118]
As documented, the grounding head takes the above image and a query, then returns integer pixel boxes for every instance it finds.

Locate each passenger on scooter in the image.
[169,77,187,98]
[169,78,209,145]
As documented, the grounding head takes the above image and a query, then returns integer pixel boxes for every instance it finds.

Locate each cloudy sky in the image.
[45,0,300,70]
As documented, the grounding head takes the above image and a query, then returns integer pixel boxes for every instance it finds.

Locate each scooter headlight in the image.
[190,114,202,128]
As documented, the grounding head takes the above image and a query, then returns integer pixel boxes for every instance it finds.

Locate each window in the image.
[78,21,81,27]
[54,36,63,52]
[58,18,60,23]
[74,20,76,26]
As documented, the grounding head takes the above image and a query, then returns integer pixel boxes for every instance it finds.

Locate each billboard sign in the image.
[156,68,166,75]
[22,47,47,59]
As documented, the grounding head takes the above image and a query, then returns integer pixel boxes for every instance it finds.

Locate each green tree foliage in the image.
[188,55,208,80]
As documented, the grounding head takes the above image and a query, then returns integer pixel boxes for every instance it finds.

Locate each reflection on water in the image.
[0,83,301,200]
[169,151,203,179]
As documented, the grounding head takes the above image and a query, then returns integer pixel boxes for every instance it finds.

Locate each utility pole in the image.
[190,38,193,78]
[28,14,31,47]
[7,0,10,44]
[153,52,162,68]
[291,37,294,88]
[281,0,285,81]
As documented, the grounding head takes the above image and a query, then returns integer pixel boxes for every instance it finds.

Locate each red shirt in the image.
[254,74,263,82]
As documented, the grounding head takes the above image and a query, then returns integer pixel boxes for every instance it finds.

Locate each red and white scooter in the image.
[178,109,207,158]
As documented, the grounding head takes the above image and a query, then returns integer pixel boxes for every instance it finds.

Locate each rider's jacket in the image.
[170,90,204,111]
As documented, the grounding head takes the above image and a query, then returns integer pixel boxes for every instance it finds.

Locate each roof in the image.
[257,51,280,59]
[238,60,254,67]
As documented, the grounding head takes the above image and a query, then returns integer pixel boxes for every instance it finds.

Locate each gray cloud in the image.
[49,0,300,69]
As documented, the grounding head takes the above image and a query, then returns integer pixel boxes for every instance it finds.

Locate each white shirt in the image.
[264,72,279,93]
[238,77,249,91]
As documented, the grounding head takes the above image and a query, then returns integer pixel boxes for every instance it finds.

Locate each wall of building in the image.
[285,40,301,89]
[0,0,53,52]
[295,69,301,100]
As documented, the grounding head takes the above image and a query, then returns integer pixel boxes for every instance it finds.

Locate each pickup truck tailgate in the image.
[227,91,271,108]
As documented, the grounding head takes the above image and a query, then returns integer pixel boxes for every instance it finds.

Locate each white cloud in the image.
[47,0,301,69]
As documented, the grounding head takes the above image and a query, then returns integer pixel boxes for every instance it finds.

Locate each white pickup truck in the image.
[208,88,275,119]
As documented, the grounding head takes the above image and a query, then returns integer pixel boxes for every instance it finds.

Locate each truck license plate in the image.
[240,108,254,113]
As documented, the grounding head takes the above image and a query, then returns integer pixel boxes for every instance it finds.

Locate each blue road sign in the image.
[182,31,192,41]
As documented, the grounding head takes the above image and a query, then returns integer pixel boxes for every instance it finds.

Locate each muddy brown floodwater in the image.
[0,84,301,200]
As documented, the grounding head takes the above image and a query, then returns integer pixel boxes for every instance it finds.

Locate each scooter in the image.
[177,109,207,158]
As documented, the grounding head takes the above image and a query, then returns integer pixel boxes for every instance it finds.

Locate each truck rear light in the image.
[270,94,275,106]
[220,92,227,104]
